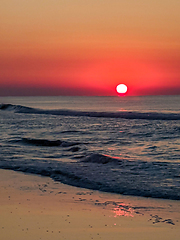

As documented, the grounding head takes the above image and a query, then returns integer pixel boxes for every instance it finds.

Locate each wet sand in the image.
[0,169,179,240]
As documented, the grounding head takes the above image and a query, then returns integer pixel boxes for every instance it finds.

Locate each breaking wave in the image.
[1,103,180,120]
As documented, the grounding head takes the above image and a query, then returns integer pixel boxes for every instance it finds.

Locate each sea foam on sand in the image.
[0,169,179,240]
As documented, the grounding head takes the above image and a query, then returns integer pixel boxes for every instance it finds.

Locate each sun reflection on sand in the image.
[113,204,134,218]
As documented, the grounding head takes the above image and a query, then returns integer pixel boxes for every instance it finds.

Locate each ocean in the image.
[0,95,180,200]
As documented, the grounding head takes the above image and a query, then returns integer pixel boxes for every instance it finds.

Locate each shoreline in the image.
[0,169,180,240]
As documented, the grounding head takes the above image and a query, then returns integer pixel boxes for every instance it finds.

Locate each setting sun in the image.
[116,84,128,94]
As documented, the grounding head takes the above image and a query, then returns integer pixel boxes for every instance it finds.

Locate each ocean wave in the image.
[1,103,180,120]
[21,138,81,147]
[0,103,34,112]
[81,153,121,164]
[1,145,180,201]
[0,156,179,200]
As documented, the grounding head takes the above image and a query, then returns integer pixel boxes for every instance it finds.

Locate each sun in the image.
[116,84,128,94]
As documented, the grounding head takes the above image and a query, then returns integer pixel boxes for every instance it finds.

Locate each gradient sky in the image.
[1,0,180,96]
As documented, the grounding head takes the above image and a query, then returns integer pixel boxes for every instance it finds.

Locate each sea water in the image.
[0,95,180,200]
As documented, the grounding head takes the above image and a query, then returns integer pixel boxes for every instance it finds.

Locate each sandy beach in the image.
[0,169,179,240]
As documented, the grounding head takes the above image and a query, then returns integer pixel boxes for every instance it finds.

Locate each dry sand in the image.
[0,169,180,240]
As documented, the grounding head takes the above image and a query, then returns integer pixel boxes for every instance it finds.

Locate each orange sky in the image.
[0,0,180,96]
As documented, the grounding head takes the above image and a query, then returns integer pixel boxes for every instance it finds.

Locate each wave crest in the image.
[21,138,80,147]
[81,153,120,164]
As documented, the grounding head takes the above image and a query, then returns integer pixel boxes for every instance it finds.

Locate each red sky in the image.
[0,0,180,96]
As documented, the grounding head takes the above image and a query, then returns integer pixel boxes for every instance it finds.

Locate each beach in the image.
[0,169,179,240]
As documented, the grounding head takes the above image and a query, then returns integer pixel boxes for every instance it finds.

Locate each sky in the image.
[0,0,180,96]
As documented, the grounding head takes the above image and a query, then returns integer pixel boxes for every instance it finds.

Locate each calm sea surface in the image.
[0,95,180,200]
